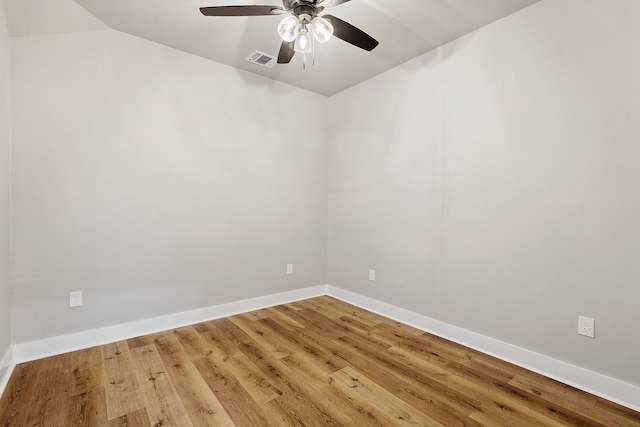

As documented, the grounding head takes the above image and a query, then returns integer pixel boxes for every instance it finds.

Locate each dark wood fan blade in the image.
[323,15,379,51]
[277,41,295,64]
[200,6,286,16]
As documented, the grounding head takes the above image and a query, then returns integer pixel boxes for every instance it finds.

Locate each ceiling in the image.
[4,0,542,96]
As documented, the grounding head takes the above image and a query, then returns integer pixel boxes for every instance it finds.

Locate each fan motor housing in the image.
[292,3,318,20]
[284,0,321,10]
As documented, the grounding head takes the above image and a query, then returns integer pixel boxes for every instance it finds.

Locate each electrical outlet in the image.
[287,264,293,275]
[369,269,376,281]
[69,291,82,308]
[578,316,594,338]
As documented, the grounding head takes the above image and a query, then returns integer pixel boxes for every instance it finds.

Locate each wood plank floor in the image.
[1,296,639,426]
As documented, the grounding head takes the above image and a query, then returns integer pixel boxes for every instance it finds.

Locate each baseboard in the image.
[6,283,640,413]
[326,285,640,412]
[12,285,328,364]
[0,345,15,398]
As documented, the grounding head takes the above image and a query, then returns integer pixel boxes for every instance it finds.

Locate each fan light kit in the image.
[200,0,379,68]
[277,15,333,62]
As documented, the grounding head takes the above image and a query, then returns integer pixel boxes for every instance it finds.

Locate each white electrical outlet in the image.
[578,316,594,338]
[369,269,376,281]
[287,264,293,275]
[69,291,82,308]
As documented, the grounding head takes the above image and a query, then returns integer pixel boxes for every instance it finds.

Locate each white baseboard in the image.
[12,285,328,364]
[4,283,639,413]
[0,345,14,398]
[326,285,640,413]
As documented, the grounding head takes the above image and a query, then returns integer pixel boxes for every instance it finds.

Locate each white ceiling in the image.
[4,0,541,96]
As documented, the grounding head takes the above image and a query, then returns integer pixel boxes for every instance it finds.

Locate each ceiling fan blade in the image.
[277,41,295,64]
[200,6,286,16]
[321,0,353,7]
[323,15,379,51]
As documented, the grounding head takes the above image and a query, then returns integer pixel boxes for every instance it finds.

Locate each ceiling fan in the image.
[199,0,379,65]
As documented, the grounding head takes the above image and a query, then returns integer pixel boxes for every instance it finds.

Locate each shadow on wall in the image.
[370,0,478,75]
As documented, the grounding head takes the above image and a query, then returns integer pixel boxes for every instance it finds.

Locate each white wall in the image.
[328,0,640,386]
[0,1,11,361]
[10,30,328,343]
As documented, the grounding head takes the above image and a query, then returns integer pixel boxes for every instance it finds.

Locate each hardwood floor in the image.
[1,296,639,426]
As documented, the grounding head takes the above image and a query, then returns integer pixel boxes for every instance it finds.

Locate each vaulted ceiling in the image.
[3,0,541,95]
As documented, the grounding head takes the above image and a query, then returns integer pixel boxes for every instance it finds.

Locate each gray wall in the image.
[328,0,640,386]
[10,30,328,343]
[0,1,10,359]
[7,0,640,392]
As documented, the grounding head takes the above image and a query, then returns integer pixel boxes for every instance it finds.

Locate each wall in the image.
[10,30,327,343]
[0,1,11,360]
[328,0,640,386]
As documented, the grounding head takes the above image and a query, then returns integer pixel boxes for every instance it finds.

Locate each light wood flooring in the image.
[1,296,639,426]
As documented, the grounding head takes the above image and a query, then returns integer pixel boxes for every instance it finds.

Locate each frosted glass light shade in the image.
[294,28,313,53]
[311,17,333,43]
[277,15,299,42]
